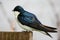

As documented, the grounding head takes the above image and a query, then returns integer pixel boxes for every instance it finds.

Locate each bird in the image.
[13,6,57,38]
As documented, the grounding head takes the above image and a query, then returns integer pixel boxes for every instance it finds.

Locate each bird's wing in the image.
[21,15,57,37]
[26,16,57,38]
[18,12,57,32]
[22,15,57,32]
[43,25,57,30]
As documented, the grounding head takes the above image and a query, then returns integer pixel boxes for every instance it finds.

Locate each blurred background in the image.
[0,0,60,40]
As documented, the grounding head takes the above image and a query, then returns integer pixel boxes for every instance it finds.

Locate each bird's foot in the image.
[22,30,32,32]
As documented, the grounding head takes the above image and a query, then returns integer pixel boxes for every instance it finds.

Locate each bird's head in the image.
[13,6,24,12]
[13,6,25,17]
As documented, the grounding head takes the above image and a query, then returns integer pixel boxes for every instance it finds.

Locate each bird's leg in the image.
[26,30,32,32]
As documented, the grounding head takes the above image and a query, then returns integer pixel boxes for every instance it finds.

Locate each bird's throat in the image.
[14,11,20,18]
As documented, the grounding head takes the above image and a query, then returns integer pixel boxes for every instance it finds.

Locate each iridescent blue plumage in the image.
[19,11,38,23]
[13,6,57,38]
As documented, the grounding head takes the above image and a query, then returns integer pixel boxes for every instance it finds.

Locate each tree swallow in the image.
[13,6,57,38]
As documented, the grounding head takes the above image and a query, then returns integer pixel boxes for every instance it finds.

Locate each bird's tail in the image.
[43,25,57,30]
[39,24,57,38]
[42,25,57,38]
[43,25,57,33]
[45,32,52,38]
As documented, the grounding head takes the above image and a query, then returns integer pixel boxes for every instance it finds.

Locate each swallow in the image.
[13,6,57,38]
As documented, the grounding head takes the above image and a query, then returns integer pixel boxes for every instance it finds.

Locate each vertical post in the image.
[0,32,33,40]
